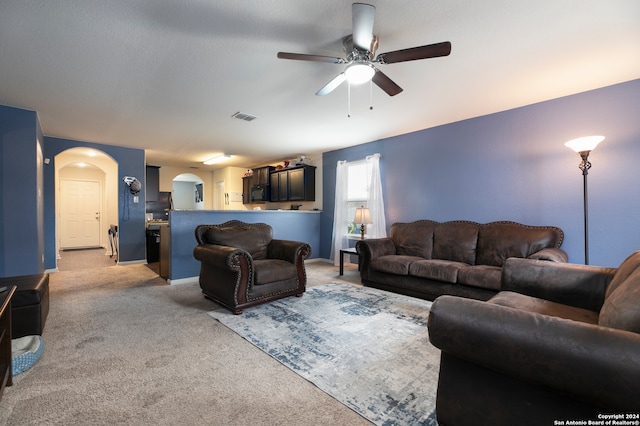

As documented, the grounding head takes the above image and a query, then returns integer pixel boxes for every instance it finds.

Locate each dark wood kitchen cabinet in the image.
[269,165,315,202]
[242,176,252,204]
[146,165,160,201]
[270,171,288,202]
[252,166,274,186]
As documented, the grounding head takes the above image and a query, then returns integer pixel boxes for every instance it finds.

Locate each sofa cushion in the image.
[409,259,468,283]
[390,220,437,258]
[206,224,272,260]
[457,265,502,291]
[253,259,297,285]
[432,221,479,265]
[599,268,640,333]
[475,222,564,267]
[489,291,599,324]
[370,255,422,276]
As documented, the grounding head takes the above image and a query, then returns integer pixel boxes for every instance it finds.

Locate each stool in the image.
[0,273,49,339]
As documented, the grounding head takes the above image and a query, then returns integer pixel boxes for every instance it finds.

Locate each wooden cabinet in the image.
[252,166,274,186]
[146,165,160,201]
[270,165,315,202]
[269,171,288,202]
[0,285,16,401]
[242,176,252,204]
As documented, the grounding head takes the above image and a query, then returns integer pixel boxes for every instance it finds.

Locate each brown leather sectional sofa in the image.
[428,250,640,423]
[356,220,567,301]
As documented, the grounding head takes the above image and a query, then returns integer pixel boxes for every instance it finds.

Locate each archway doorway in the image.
[55,148,118,270]
[172,173,204,210]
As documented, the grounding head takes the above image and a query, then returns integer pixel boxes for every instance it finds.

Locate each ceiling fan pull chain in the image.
[369,79,374,110]
[347,81,351,118]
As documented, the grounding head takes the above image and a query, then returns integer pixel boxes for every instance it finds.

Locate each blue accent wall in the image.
[0,105,44,277]
[43,137,146,268]
[321,79,640,268]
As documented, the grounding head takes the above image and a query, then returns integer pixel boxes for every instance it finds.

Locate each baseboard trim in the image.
[167,276,199,286]
[117,259,147,266]
[305,258,331,264]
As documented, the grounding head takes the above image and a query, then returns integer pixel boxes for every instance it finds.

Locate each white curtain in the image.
[366,154,387,240]
[330,154,386,265]
[330,160,349,265]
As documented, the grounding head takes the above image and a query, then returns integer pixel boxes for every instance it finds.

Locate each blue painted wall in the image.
[0,105,44,276]
[43,137,146,268]
[321,79,640,268]
[169,211,321,280]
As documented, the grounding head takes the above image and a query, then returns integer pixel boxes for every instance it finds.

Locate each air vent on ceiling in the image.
[232,111,257,122]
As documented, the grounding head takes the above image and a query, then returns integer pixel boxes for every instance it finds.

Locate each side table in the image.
[339,248,359,275]
[0,285,16,401]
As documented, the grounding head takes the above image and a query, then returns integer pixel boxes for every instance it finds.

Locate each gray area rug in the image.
[208,283,439,426]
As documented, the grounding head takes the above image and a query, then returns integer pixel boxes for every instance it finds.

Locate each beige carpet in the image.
[56,247,118,271]
[0,261,373,426]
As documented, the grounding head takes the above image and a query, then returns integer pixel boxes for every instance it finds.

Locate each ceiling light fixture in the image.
[203,154,231,165]
[344,63,375,85]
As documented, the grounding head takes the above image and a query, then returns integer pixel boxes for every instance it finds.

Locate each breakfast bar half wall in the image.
[165,210,321,283]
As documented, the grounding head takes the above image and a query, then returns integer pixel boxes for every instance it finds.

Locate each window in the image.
[345,161,369,237]
[331,153,386,266]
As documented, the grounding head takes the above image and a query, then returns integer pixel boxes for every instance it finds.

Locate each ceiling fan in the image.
[277,2,451,97]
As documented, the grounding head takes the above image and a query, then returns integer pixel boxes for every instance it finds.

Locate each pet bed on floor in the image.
[12,335,44,376]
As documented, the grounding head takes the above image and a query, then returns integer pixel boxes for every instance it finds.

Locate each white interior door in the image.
[59,179,101,249]
[215,181,225,210]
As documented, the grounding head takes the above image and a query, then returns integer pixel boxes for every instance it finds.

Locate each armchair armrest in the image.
[193,244,249,271]
[501,258,616,312]
[268,239,311,263]
[428,295,640,412]
[527,247,568,263]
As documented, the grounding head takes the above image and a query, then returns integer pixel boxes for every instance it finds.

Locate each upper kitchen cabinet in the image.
[270,165,315,202]
[146,165,160,201]
[252,166,274,186]
[242,176,252,204]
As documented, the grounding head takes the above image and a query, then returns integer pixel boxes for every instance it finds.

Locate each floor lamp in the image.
[564,135,604,265]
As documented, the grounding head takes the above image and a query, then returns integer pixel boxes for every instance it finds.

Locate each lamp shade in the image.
[564,136,604,153]
[353,206,372,224]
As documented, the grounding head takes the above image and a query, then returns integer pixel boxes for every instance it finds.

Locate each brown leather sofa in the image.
[427,251,640,425]
[193,220,311,314]
[356,220,567,301]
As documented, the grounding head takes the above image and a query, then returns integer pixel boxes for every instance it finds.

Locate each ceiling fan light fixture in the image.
[345,63,375,85]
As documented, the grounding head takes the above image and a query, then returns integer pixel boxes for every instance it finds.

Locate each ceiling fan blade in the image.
[376,41,451,64]
[372,69,403,96]
[352,3,376,51]
[316,73,347,96]
[277,52,344,64]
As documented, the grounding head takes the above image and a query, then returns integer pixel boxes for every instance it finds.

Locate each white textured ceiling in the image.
[1,1,639,170]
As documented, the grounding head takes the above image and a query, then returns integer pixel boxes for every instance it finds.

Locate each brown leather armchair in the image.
[427,251,640,425]
[193,220,311,314]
